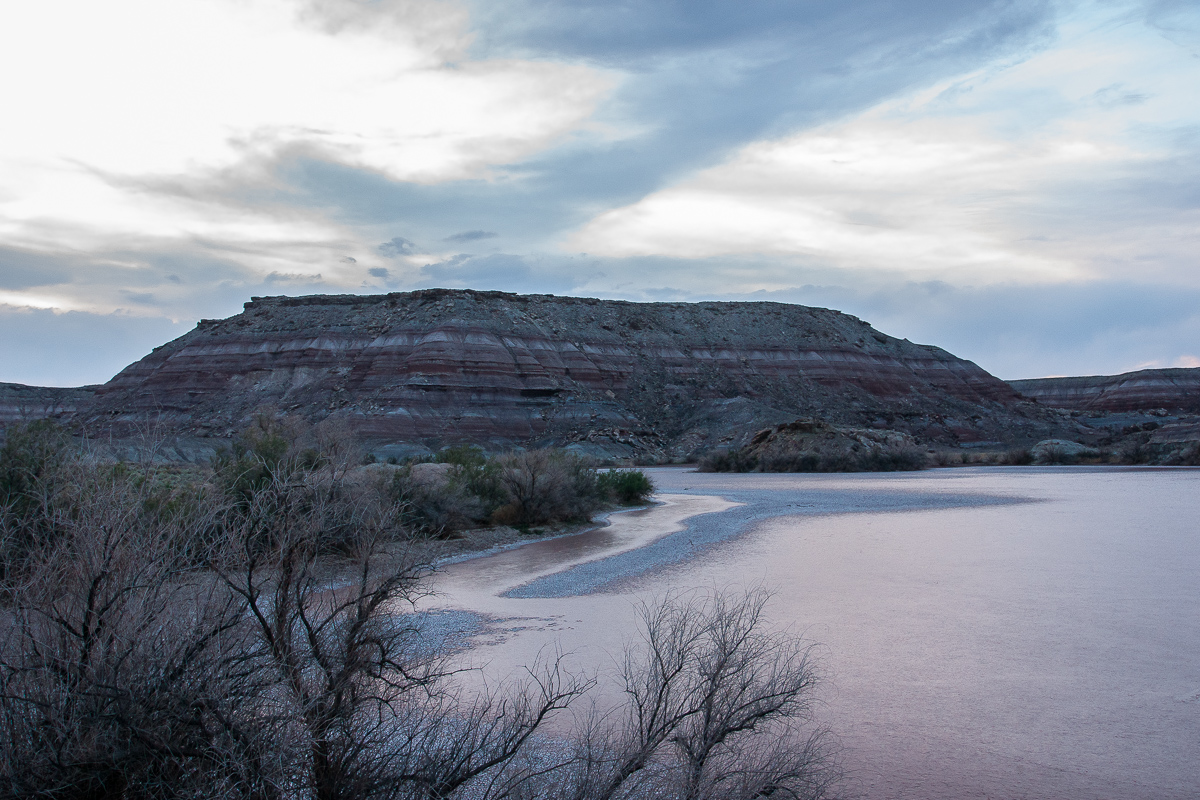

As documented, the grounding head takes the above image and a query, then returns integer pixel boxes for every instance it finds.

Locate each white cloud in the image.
[0,0,614,312]
[567,1,1200,287]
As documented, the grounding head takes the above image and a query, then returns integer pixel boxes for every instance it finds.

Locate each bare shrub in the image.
[529,588,839,800]
[212,482,593,800]
[0,474,267,799]
[0,468,592,800]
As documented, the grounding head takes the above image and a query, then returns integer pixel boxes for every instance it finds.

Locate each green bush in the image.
[597,469,655,504]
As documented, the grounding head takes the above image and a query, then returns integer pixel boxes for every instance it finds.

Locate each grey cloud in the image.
[265,271,322,283]
[444,230,499,243]
[368,267,390,278]
[283,0,1057,250]
[378,237,417,257]
[1145,0,1200,55]
[0,247,82,289]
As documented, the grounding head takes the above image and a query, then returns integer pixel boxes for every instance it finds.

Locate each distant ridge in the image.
[1009,368,1200,413]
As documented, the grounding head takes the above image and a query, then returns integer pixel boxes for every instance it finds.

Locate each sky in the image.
[1,0,1198,386]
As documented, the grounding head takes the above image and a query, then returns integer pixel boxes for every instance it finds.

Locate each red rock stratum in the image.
[75,290,1066,458]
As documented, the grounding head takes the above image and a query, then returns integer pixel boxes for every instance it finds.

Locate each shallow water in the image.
[426,467,1200,800]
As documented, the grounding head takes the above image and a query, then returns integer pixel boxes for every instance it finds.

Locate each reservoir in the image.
[427,467,1200,800]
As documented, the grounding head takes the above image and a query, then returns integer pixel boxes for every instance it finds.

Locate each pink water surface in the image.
[429,467,1200,800]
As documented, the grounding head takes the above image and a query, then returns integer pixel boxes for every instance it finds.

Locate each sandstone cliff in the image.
[1009,368,1200,413]
[77,289,1067,459]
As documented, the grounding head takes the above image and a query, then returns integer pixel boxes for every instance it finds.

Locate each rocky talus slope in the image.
[1009,368,1200,413]
[71,290,1069,459]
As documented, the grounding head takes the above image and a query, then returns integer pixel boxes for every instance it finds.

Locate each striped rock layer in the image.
[1009,368,1200,413]
[83,290,1063,456]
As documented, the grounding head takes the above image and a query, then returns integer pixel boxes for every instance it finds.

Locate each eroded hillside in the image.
[75,289,1070,459]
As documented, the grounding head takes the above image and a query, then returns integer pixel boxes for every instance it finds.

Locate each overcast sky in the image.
[2,0,1198,385]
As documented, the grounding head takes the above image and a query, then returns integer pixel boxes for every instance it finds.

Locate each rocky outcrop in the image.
[76,290,1068,459]
[1009,368,1200,413]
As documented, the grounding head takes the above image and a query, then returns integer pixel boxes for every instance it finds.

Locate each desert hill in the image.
[1009,368,1200,414]
[50,289,1069,460]
[0,382,98,427]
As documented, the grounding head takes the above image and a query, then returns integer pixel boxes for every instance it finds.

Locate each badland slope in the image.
[75,289,1069,459]
[1009,368,1200,413]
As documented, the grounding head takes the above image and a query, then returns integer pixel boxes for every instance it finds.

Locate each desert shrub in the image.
[542,588,840,800]
[855,445,926,471]
[697,449,760,473]
[931,450,958,467]
[703,441,924,473]
[210,414,392,555]
[439,446,508,515]
[385,464,484,538]
[390,450,649,533]
[1037,445,1076,465]
[1160,441,1200,466]
[1117,436,1153,464]
[212,412,319,506]
[999,447,1033,465]
[597,469,655,505]
[0,420,73,523]
[492,449,605,527]
[0,469,261,799]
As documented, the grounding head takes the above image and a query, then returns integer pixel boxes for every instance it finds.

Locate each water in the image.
[425,467,1200,799]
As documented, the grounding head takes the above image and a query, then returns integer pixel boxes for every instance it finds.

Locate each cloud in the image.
[1090,83,1151,107]
[378,237,418,257]
[265,271,322,283]
[443,230,499,243]
[280,0,1059,253]
[567,3,1200,286]
[368,266,390,278]
[0,0,612,316]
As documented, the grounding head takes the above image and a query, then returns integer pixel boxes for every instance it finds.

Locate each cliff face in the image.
[1009,368,1200,413]
[82,290,1063,458]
